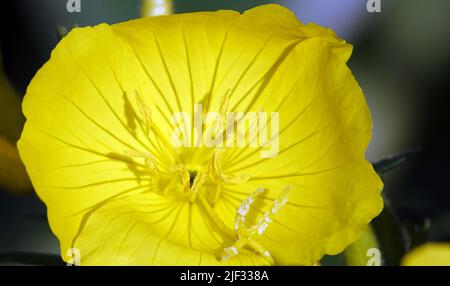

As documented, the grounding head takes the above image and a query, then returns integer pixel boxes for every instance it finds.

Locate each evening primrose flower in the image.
[17,4,383,265]
[402,243,450,266]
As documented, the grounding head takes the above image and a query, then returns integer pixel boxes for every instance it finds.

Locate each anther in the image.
[219,89,232,117]
[124,149,160,182]
[209,149,250,184]
[134,91,152,135]
[174,165,190,193]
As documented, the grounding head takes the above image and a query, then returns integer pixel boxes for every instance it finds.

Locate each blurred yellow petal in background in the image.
[0,53,31,194]
[0,137,31,194]
[141,0,173,17]
[0,54,24,143]
[402,243,450,266]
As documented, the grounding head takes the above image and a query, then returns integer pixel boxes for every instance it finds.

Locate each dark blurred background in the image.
[0,0,449,263]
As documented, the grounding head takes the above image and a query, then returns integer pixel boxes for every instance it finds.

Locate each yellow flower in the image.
[402,243,450,266]
[17,4,383,265]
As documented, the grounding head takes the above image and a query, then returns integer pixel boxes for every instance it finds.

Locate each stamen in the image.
[161,175,179,195]
[220,187,290,263]
[144,157,158,173]
[219,89,232,117]
[211,183,223,207]
[134,92,152,135]
[189,172,208,202]
[235,188,264,232]
[247,239,274,262]
[250,187,290,237]
[124,149,160,182]
[132,90,179,162]
[174,165,190,193]
[209,149,250,184]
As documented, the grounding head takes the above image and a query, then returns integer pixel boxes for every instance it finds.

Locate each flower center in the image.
[188,170,197,188]
[125,90,289,264]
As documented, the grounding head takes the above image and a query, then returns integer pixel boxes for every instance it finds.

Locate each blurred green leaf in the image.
[373,148,420,175]
[0,252,64,266]
[371,204,408,266]
[56,24,79,41]
[320,253,345,266]
[404,219,430,250]
[344,225,379,266]
[56,25,69,40]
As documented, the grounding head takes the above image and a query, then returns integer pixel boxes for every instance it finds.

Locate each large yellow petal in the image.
[18,23,164,258]
[74,191,270,265]
[111,5,349,135]
[219,37,383,265]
